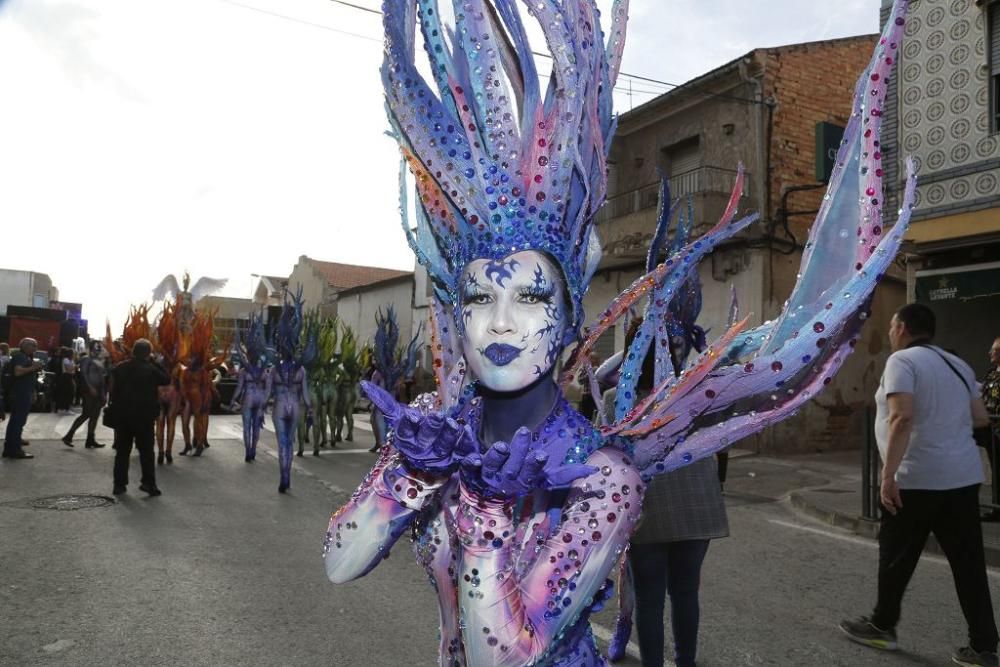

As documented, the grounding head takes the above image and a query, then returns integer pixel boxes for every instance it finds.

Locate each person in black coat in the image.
[110,339,170,496]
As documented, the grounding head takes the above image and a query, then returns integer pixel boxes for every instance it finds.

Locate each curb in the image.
[789,490,1000,568]
[789,491,879,539]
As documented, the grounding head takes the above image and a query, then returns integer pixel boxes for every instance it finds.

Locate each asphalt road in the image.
[2,412,998,666]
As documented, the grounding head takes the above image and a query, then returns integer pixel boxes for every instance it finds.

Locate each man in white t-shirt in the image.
[840,303,998,667]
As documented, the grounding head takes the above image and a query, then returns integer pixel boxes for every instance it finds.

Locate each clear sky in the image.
[0,0,879,333]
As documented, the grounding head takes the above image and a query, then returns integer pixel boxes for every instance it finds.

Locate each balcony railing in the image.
[596,166,751,226]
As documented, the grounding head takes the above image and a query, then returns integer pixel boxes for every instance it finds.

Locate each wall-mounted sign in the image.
[815,122,845,184]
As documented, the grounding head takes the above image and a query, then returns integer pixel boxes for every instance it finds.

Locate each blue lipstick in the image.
[483,343,522,367]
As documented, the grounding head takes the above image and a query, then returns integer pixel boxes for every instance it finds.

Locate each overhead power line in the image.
[224,0,760,105]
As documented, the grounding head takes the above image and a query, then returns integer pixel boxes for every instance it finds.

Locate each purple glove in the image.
[459,427,597,499]
[362,380,476,475]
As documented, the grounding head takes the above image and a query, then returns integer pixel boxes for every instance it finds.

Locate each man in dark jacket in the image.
[110,339,170,496]
[2,338,44,459]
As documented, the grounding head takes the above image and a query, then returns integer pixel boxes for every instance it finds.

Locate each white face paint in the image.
[460,250,568,393]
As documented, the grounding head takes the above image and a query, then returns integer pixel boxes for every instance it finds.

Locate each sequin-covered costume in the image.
[271,289,316,493]
[325,1,916,664]
[232,309,273,463]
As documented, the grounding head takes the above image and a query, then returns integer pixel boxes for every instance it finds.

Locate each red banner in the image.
[8,318,62,352]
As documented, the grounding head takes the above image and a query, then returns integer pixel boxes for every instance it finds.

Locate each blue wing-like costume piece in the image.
[562,0,917,480]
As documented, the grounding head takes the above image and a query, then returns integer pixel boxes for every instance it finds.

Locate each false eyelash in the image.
[461,288,490,303]
[519,287,555,302]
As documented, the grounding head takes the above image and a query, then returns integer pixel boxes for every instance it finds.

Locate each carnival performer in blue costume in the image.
[324,0,917,664]
[369,306,422,451]
[271,289,316,493]
[231,309,273,463]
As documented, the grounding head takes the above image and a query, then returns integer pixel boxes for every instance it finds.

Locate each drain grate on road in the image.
[27,494,115,510]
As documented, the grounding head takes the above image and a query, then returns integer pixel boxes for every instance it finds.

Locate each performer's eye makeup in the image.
[462,288,493,305]
[517,287,554,305]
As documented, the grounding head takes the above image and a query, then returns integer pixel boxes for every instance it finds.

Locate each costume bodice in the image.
[324,395,642,666]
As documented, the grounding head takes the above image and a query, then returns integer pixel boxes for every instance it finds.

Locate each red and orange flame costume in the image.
[177,307,228,457]
[155,302,183,464]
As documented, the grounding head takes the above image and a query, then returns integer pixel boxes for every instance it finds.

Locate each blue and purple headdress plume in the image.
[381,0,629,342]
[373,306,401,389]
[273,287,317,371]
[234,308,272,376]
[567,0,916,479]
[374,305,425,395]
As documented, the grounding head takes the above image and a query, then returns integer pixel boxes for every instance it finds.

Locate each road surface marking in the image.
[768,519,1000,578]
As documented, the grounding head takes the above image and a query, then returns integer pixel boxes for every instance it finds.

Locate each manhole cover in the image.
[29,494,115,510]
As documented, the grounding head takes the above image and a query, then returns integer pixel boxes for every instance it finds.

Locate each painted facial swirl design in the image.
[460,251,567,392]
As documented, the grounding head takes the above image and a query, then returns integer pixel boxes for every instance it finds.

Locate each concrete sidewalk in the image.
[722,449,1000,566]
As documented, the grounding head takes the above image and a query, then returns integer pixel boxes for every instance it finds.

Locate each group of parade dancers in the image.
[110,275,421,494]
[229,289,420,493]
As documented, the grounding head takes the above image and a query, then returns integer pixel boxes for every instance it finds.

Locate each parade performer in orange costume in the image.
[178,309,227,457]
[154,302,184,464]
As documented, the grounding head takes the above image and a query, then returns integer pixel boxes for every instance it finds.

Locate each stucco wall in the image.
[337,279,415,351]
[288,256,334,317]
[0,270,33,314]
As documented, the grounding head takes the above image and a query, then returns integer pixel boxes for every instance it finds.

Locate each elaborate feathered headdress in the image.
[105,304,154,365]
[233,308,272,373]
[383,0,628,334]
[272,287,317,370]
[374,306,423,393]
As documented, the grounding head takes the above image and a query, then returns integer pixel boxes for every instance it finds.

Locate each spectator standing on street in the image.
[2,338,44,460]
[109,339,170,496]
[54,346,76,413]
[840,303,999,667]
[604,318,728,667]
[62,341,108,449]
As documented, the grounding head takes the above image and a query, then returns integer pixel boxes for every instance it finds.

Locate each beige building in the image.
[336,272,417,352]
[252,275,287,308]
[0,268,59,314]
[197,295,253,344]
[287,256,411,319]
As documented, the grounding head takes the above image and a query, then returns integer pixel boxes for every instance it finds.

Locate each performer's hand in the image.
[363,380,476,475]
[459,427,597,498]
